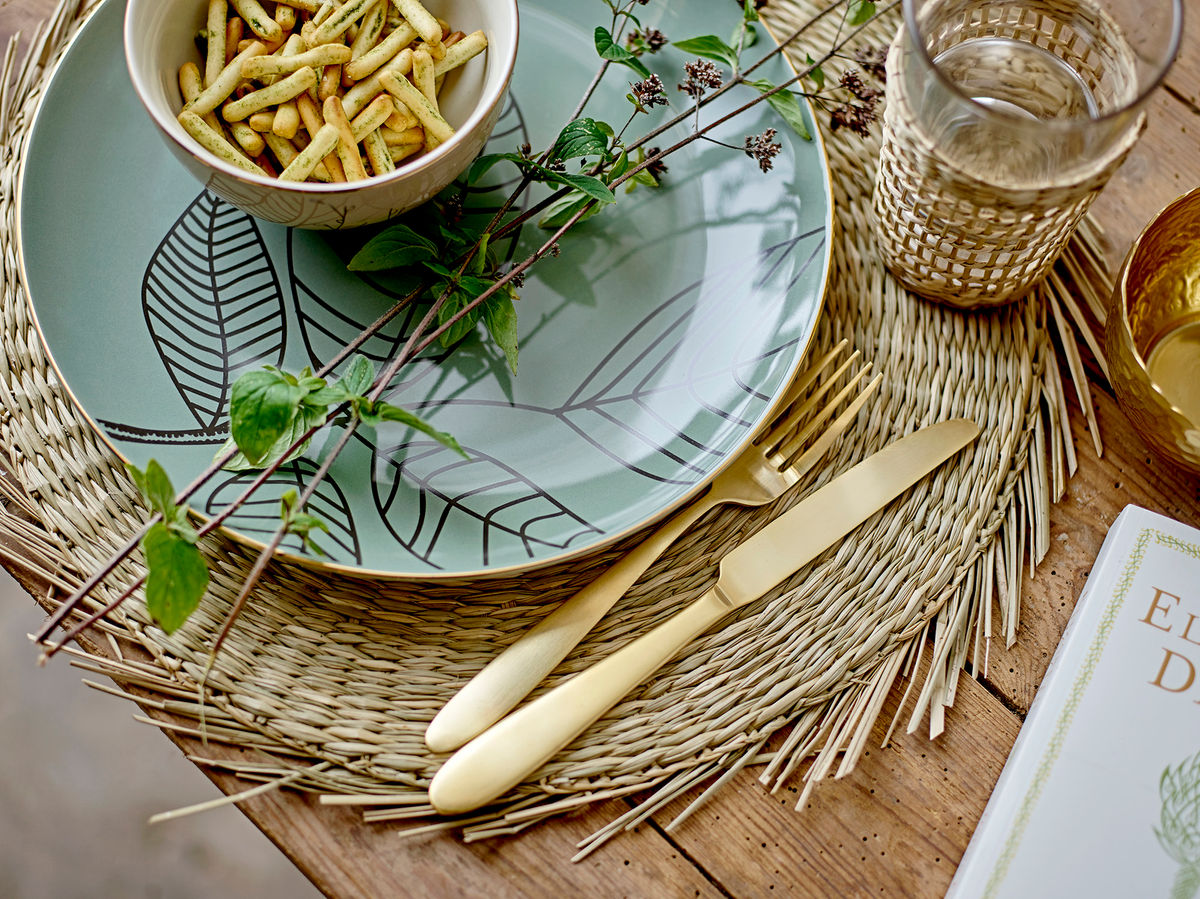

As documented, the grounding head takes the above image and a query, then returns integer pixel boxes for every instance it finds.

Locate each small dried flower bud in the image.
[631,74,668,111]
[744,128,781,173]
[679,59,724,99]
[855,46,888,83]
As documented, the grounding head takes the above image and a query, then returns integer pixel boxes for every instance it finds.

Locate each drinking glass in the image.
[873,0,1182,308]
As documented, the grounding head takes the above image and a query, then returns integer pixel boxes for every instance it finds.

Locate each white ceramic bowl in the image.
[124,0,518,230]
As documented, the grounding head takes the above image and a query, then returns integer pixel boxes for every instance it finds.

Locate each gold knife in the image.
[428,418,980,815]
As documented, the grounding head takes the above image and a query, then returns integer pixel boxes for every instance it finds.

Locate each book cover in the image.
[947,504,1200,899]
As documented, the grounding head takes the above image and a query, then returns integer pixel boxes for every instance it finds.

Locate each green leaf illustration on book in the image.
[1157,750,1200,899]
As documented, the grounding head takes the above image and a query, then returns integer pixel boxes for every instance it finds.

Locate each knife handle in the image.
[424,498,714,753]
[428,588,732,815]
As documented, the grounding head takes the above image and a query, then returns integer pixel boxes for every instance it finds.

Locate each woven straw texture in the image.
[873,0,1139,308]
[0,0,1106,849]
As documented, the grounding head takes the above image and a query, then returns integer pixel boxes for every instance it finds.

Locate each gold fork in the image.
[424,340,882,752]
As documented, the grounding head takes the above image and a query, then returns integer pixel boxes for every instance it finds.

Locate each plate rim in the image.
[14,0,834,582]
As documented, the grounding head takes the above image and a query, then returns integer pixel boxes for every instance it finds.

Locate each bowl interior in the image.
[124,0,517,191]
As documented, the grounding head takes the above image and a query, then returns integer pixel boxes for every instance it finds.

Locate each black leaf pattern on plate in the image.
[550,231,826,484]
[372,440,601,569]
[203,459,362,564]
[141,191,287,431]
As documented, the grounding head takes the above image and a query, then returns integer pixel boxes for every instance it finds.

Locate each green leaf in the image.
[538,190,602,229]
[229,368,309,466]
[337,355,375,398]
[730,18,759,52]
[505,156,616,206]
[557,172,616,204]
[280,489,330,557]
[142,521,209,634]
[218,399,327,472]
[484,291,519,374]
[743,0,760,22]
[465,151,523,185]
[437,289,482,347]
[594,26,652,78]
[805,54,826,89]
[127,459,178,522]
[847,0,877,26]
[347,223,438,271]
[551,118,612,162]
[363,401,466,456]
[745,78,812,141]
[671,35,738,69]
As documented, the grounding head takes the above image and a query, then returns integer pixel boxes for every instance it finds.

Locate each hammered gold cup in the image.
[1106,186,1200,474]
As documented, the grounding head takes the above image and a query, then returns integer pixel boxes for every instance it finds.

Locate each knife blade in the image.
[428,418,979,815]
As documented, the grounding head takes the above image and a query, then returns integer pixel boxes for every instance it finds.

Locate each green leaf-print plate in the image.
[17,0,831,578]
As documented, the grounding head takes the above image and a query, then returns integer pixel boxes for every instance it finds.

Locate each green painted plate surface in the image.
[18,0,831,578]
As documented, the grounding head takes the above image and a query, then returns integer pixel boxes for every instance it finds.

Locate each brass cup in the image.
[1106,186,1200,474]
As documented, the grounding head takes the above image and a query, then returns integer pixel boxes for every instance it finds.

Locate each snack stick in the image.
[204,0,228,87]
[391,0,441,48]
[388,142,422,164]
[263,132,330,182]
[243,44,351,79]
[295,92,347,180]
[230,120,266,156]
[295,92,325,136]
[311,0,376,47]
[323,96,369,180]
[273,99,301,138]
[432,30,486,78]
[225,16,243,63]
[378,69,453,142]
[362,130,395,176]
[257,32,303,87]
[223,66,317,121]
[179,61,225,131]
[274,3,296,34]
[350,94,395,140]
[229,0,283,42]
[385,101,419,132]
[380,124,424,146]
[247,111,276,131]
[179,110,266,175]
[341,46,412,117]
[411,48,437,106]
[343,22,416,81]
[278,0,321,12]
[279,122,339,180]
[350,0,387,61]
[184,40,268,116]
[319,64,343,101]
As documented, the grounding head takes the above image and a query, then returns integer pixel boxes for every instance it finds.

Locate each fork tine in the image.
[769,361,874,458]
[774,372,882,479]
[757,346,861,449]
[756,339,851,440]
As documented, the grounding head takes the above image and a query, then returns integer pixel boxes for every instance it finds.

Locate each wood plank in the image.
[1088,89,1200,270]
[982,387,1200,714]
[651,662,1022,897]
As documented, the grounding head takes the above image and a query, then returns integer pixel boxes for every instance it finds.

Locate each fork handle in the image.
[428,587,731,815]
[424,495,715,752]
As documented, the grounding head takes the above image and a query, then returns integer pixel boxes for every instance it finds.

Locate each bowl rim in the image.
[123,0,520,195]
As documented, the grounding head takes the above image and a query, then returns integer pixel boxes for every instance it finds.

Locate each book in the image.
[947,504,1200,899]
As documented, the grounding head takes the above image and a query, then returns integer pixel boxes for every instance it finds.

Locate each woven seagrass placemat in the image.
[0,0,1109,850]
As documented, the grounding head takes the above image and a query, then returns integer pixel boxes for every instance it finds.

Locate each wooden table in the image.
[3,1,1199,896]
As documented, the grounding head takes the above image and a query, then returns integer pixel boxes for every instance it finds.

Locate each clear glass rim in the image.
[901,0,1184,133]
